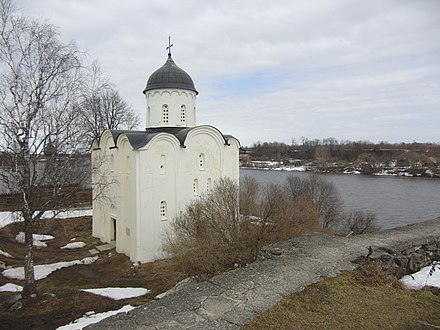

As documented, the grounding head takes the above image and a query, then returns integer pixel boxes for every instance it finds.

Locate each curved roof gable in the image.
[108,127,238,150]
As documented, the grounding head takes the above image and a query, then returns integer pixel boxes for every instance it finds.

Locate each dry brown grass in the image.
[243,260,440,330]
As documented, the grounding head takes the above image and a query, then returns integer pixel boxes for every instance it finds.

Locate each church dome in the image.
[143,54,198,95]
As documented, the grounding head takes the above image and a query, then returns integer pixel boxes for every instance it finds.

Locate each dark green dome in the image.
[143,54,198,95]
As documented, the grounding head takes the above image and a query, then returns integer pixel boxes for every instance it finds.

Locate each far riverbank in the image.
[241,160,440,178]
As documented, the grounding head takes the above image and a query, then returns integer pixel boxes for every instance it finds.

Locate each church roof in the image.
[107,127,235,149]
[143,54,198,95]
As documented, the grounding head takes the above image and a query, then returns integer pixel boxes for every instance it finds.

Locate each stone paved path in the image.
[87,218,440,330]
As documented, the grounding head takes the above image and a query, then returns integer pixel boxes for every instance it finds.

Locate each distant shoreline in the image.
[240,162,440,179]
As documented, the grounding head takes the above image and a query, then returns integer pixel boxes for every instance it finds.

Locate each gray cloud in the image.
[16,0,440,146]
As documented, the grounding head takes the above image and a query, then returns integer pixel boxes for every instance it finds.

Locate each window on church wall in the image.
[162,104,169,123]
[207,178,212,191]
[147,106,150,124]
[160,154,166,174]
[193,179,199,195]
[180,105,186,124]
[110,154,115,173]
[160,201,167,220]
[198,153,205,170]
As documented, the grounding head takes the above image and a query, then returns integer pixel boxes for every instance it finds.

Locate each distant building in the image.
[92,46,240,263]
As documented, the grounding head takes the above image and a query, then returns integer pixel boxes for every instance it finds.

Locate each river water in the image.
[240,168,440,230]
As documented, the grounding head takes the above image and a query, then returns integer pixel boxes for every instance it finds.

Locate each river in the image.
[240,168,440,230]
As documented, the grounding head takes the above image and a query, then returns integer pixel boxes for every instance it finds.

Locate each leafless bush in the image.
[343,210,380,235]
[284,174,343,229]
[251,182,320,248]
[164,177,321,278]
[163,178,256,278]
[239,176,260,217]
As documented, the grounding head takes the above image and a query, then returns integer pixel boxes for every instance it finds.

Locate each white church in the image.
[92,45,240,263]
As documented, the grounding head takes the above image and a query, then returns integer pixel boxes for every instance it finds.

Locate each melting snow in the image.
[0,212,19,229]
[0,248,13,258]
[400,263,440,290]
[2,256,98,280]
[81,287,150,300]
[61,242,86,249]
[41,209,93,220]
[0,208,92,229]
[0,283,23,292]
[56,305,135,330]
[15,232,55,247]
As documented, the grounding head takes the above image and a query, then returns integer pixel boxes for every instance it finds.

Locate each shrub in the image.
[163,178,256,278]
[164,177,321,279]
[343,210,380,235]
[284,174,343,229]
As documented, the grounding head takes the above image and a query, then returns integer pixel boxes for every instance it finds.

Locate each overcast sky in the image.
[15,0,440,146]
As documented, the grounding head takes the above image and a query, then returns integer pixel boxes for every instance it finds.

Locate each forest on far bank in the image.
[241,138,440,176]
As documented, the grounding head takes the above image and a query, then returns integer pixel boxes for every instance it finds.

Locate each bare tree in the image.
[0,0,89,298]
[79,60,140,142]
[284,174,343,229]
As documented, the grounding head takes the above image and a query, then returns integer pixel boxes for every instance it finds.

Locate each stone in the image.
[407,253,427,273]
[6,293,22,306]
[403,246,422,255]
[95,244,115,252]
[394,256,408,268]
[8,301,22,311]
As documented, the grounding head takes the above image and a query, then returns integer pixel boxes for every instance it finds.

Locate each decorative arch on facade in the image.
[141,133,181,152]
[185,125,233,149]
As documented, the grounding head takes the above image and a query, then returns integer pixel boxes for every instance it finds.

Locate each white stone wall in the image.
[92,126,240,263]
[145,89,197,127]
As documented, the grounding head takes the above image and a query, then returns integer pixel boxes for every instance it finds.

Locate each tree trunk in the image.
[22,213,37,297]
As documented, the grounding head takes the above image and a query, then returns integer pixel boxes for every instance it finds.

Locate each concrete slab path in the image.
[87,217,440,330]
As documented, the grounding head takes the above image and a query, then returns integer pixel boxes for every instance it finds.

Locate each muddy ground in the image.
[0,217,185,330]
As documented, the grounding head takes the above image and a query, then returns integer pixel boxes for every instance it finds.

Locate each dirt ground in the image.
[0,217,186,330]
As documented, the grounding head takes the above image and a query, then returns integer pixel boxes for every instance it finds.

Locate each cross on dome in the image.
[166,36,173,56]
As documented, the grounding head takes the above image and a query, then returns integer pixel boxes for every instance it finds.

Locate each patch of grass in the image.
[243,260,440,330]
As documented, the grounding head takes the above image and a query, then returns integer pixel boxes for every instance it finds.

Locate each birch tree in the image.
[79,60,140,142]
[0,0,88,298]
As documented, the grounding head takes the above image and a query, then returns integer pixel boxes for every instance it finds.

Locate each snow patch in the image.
[41,209,93,220]
[15,232,54,247]
[81,287,150,300]
[0,208,92,229]
[0,248,13,258]
[0,283,23,292]
[373,170,396,176]
[400,263,440,290]
[60,242,86,249]
[2,256,98,280]
[56,305,135,330]
[282,166,307,172]
[0,212,19,229]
